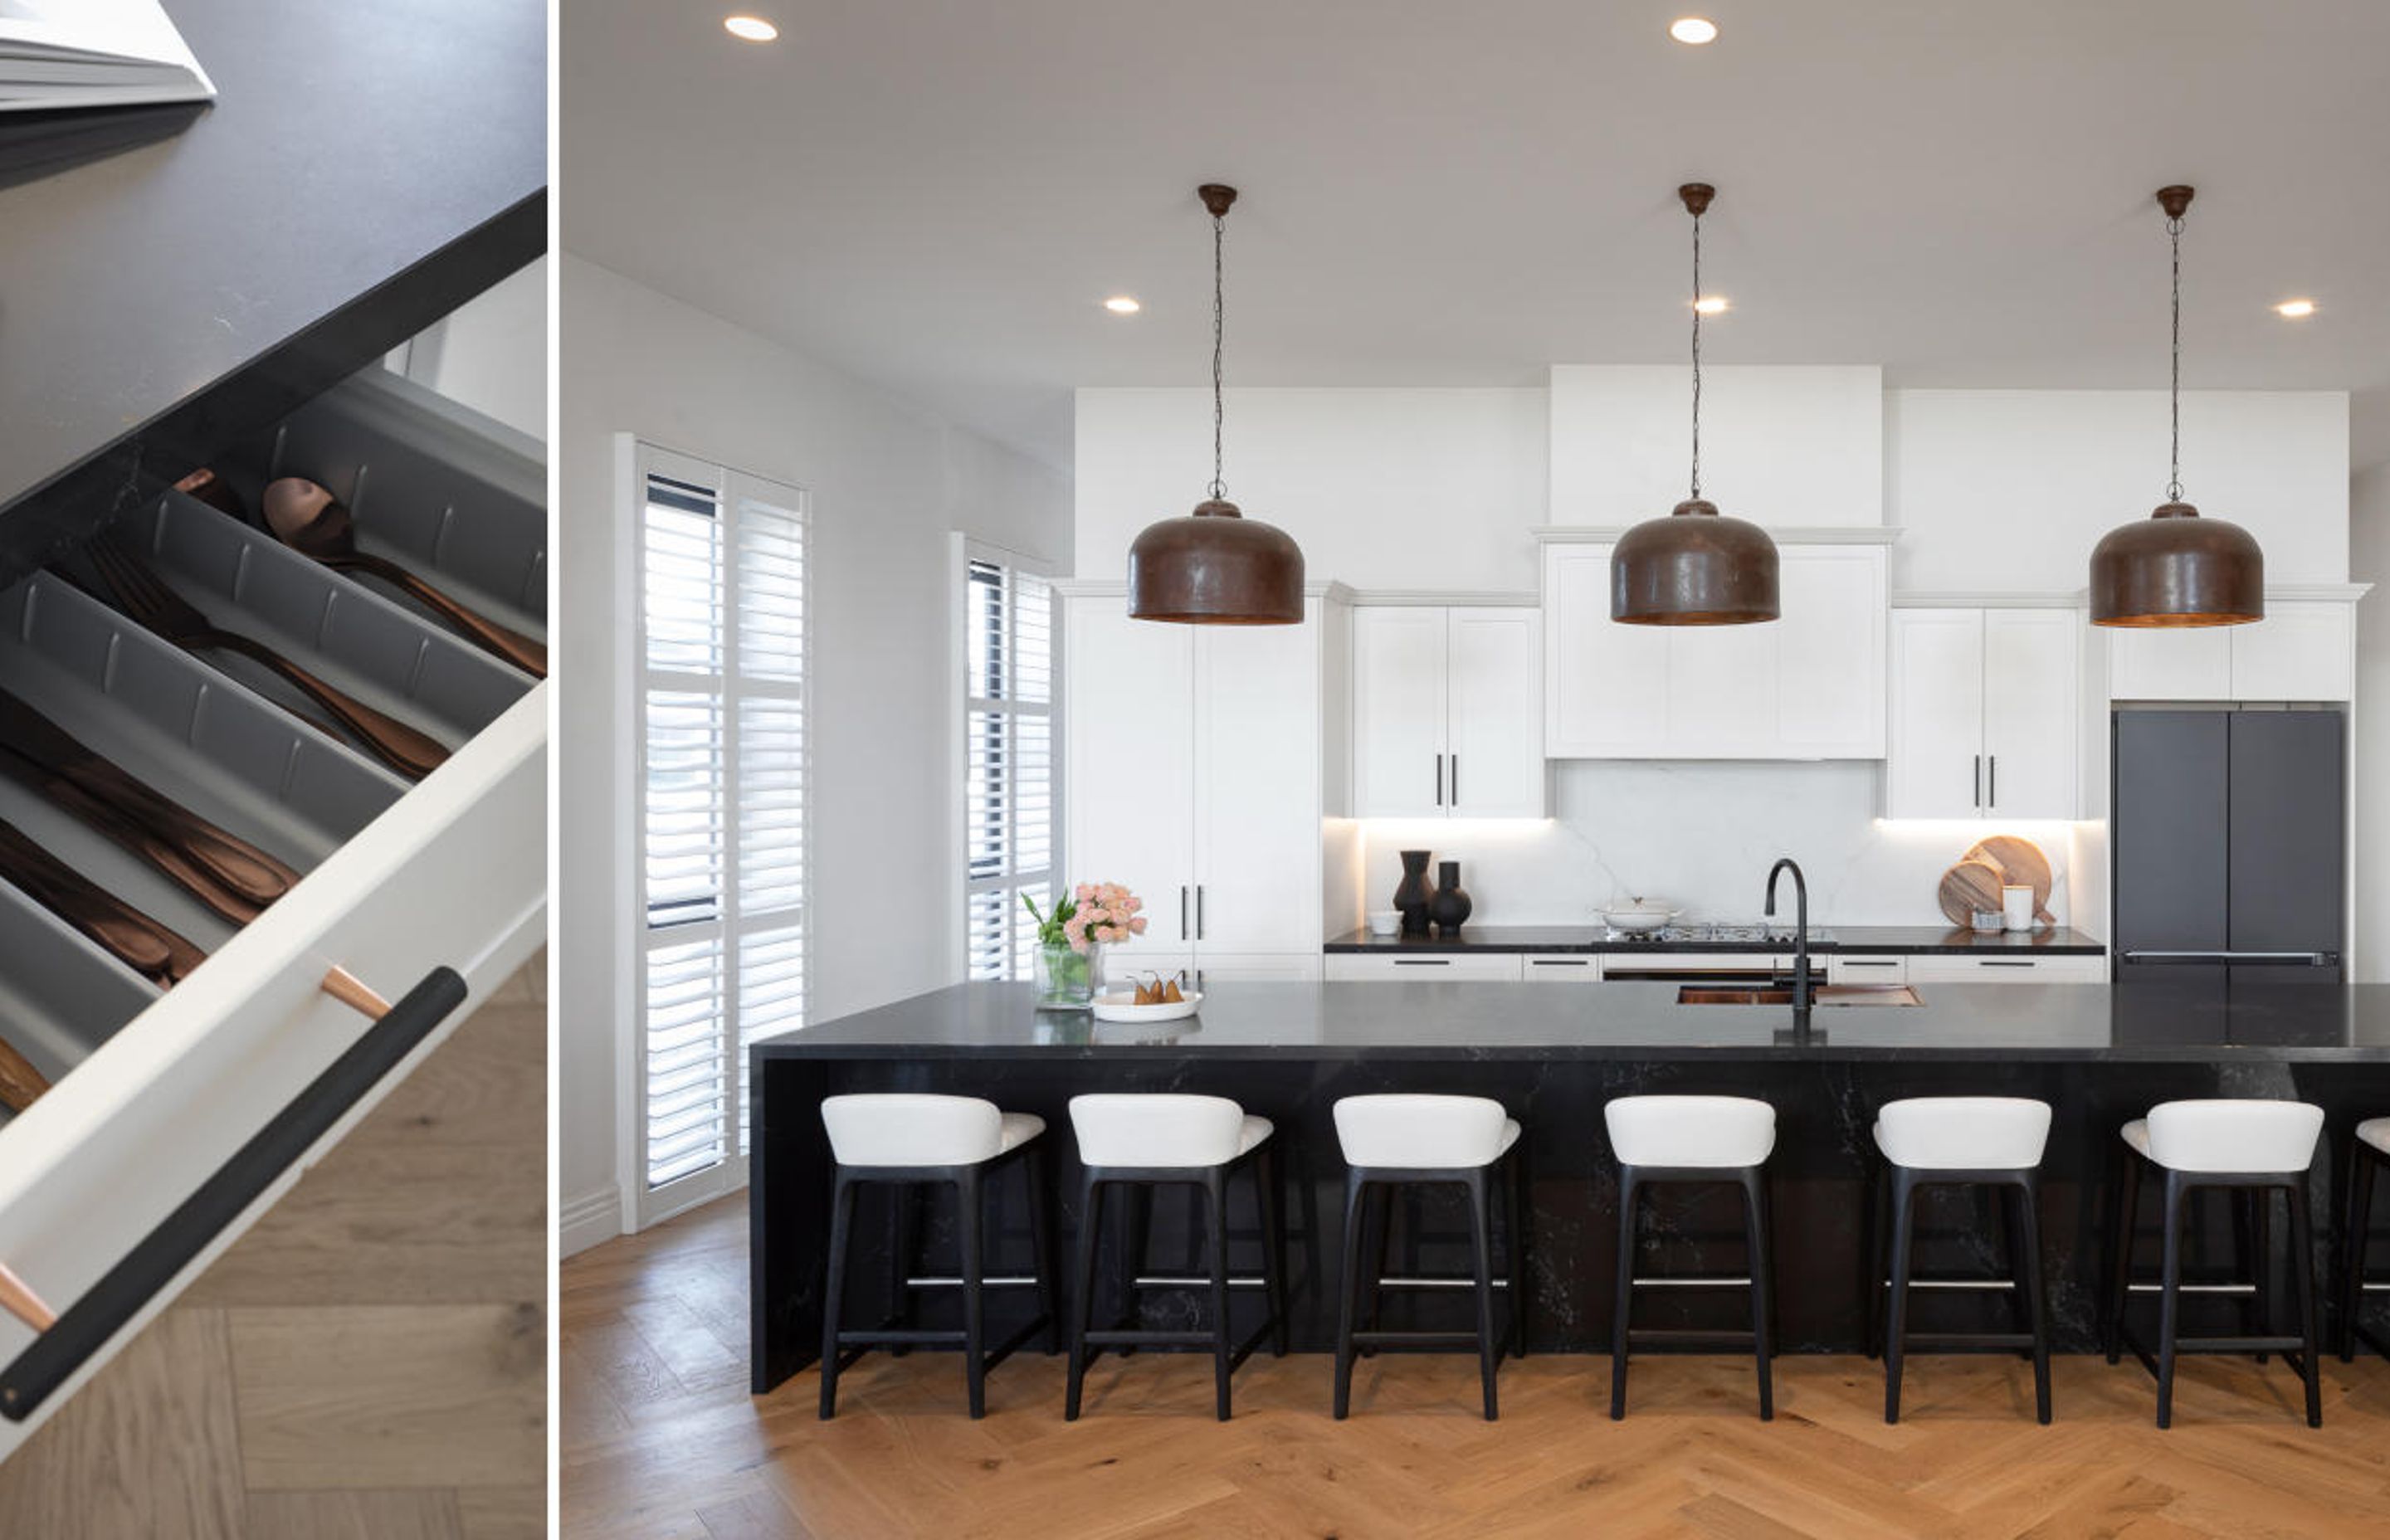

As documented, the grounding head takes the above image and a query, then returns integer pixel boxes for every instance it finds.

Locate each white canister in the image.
[2002,885,2036,932]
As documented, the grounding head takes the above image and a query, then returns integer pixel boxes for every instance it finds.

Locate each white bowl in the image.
[1601,899,1679,934]
[1091,990,1202,1024]
[1366,910,1402,937]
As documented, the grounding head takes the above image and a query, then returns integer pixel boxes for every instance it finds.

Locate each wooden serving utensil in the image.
[261,478,548,678]
[1937,858,2009,930]
[0,1261,55,1333]
[172,466,247,520]
[0,1027,51,1113]
[1966,835,2056,925]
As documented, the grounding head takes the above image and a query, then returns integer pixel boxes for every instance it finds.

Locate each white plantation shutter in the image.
[961,544,1053,979]
[634,443,807,1218]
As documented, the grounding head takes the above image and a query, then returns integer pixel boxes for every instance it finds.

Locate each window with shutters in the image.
[632,443,806,1218]
[960,543,1052,980]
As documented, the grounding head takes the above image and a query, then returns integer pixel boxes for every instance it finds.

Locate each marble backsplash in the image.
[1355,759,2090,931]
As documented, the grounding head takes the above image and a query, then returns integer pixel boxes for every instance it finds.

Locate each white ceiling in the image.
[561,0,2390,473]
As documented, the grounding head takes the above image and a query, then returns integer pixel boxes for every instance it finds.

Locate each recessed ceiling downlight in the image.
[1670,17,1719,44]
[724,15,778,41]
[1103,295,1142,314]
[2275,299,2318,318]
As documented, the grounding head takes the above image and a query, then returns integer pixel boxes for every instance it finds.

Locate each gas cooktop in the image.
[1606,923,1838,945]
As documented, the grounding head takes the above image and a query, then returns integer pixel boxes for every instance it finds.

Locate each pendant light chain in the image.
[1209,209,1227,501]
[1689,205,1704,501]
[2167,212,2183,503]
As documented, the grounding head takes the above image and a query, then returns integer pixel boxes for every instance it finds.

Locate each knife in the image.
[0,819,207,987]
[0,685,300,924]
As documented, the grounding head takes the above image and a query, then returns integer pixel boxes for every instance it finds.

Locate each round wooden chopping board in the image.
[1938,858,2009,928]
[1965,835,2056,924]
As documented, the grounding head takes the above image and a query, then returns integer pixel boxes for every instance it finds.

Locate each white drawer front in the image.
[1827,955,1909,985]
[1905,953,2106,983]
[1325,953,1524,982]
[1521,953,1603,982]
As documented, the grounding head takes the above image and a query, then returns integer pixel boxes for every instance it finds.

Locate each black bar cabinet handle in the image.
[1450,754,1459,808]
[1178,885,1188,942]
[1978,959,2036,968]
[1195,885,1205,942]
[0,965,468,1422]
[1393,958,1451,967]
[1973,754,1982,807]
[1988,754,1997,808]
[1434,754,1443,807]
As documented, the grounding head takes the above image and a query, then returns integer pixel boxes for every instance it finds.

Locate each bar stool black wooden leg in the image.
[1333,1172,1364,1420]
[958,1168,988,1419]
[1204,1169,1234,1422]
[819,1172,858,1420]
[2343,1146,2377,1362]
[1357,1182,1392,1355]
[1742,1167,1774,1423]
[1024,1148,1060,1355]
[1466,1167,1499,1421]
[1508,1149,1530,1360]
[1609,1168,1638,1421]
[2289,1179,2323,1428]
[1864,1162,1886,1361]
[2106,1149,2142,1365]
[1258,1145,1290,1357]
[1883,1167,1916,1425]
[2155,1171,2186,1430]
[2016,1176,2052,1425]
[885,1185,915,1357]
[1065,1175,1102,1421]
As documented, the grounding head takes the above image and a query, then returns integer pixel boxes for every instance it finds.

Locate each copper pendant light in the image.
[1612,183,1779,626]
[2089,187,2264,626]
[1126,184,1305,625]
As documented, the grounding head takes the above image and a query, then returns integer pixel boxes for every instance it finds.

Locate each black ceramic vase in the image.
[1393,850,1434,936]
[1428,860,1473,935]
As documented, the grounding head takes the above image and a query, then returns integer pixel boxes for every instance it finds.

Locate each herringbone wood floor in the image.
[562,1196,2390,1539]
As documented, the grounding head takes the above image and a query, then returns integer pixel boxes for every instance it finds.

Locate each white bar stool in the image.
[1868,1096,2054,1425]
[1604,1094,1777,1421]
[1329,1094,1526,1421]
[1064,1094,1286,1421]
[2103,1098,2326,1428]
[817,1094,1056,1420]
[2342,1118,2388,1362]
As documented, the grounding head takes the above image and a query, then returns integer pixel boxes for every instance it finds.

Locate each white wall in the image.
[1075,387,1548,591]
[1549,365,1884,528]
[1888,389,2349,592]
[1358,764,2080,931]
[2355,464,2390,982]
[388,256,549,444]
[558,255,1070,1250]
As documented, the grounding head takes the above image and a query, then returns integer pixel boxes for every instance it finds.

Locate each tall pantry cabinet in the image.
[1060,582,1349,985]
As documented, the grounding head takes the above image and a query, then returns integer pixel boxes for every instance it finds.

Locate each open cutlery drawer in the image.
[0,368,547,1457]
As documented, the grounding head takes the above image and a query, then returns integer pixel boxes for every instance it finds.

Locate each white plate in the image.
[1090,990,1202,1023]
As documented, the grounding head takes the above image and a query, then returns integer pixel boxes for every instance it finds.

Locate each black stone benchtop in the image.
[1324,924,2108,956]
[755,980,2389,1061]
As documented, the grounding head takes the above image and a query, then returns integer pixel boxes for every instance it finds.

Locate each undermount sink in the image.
[1675,984,1924,1007]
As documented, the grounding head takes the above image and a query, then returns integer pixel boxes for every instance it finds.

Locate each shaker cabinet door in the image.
[1981,608,2080,818]
[1350,607,1449,817]
[1885,609,1983,818]
[1445,608,1544,817]
[1062,597,1196,962]
[1194,612,1326,955]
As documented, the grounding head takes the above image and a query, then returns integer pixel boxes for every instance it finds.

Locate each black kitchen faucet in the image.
[1764,858,1812,1033]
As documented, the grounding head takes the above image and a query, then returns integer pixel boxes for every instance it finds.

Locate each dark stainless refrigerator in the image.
[2113,709,2345,987]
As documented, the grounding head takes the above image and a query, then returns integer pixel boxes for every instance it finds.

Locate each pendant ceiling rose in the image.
[1611,182,1780,626]
[2088,184,2265,627]
[1126,183,1305,625]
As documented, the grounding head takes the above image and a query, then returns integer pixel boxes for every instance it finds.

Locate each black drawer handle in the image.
[1841,959,1900,968]
[1528,958,1591,967]
[1391,958,1451,967]
[1978,959,2036,968]
[0,965,468,1422]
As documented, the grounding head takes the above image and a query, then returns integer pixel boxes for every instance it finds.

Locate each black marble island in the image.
[749,981,2390,1393]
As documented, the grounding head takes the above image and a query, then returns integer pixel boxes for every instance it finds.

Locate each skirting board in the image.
[559,1187,622,1258]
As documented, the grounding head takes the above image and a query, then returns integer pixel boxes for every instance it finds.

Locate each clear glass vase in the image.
[1035,940,1100,1009]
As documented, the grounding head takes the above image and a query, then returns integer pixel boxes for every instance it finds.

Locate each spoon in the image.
[0,1027,51,1114]
[261,478,548,678]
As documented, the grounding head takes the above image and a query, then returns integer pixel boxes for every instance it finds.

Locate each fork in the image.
[79,532,450,780]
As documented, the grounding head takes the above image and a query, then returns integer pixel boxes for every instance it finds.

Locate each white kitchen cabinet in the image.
[2106,594,2361,702]
[1904,954,2107,984]
[1520,953,1603,982]
[1062,585,1345,977]
[1324,953,1524,982]
[1351,606,1544,817]
[1886,607,2078,819]
[0,372,547,1456]
[1826,954,1909,985]
[1541,535,1889,760]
